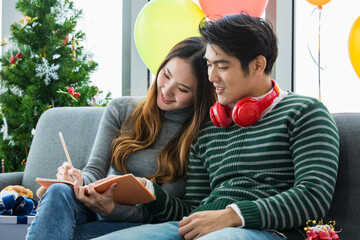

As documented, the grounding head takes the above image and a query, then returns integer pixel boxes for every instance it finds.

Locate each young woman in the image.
[26,36,216,240]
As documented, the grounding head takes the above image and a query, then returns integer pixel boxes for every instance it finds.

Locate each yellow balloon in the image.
[134,0,205,74]
[349,16,360,79]
[306,0,331,6]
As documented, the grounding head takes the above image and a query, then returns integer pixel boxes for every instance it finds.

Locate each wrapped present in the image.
[0,215,35,240]
[0,192,37,216]
[0,215,35,224]
[0,192,37,240]
[304,219,341,240]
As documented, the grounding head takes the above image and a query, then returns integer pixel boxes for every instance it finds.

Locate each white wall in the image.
[74,0,122,98]
[294,0,360,113]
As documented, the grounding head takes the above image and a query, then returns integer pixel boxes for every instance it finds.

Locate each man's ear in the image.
[250,55,267,75]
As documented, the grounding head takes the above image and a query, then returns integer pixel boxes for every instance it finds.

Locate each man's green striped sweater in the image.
[145,93,340,240]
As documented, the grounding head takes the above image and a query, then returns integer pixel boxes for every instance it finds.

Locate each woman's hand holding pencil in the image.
[56,162,83,185]
[57,132,84,185]
[36,132,84,199]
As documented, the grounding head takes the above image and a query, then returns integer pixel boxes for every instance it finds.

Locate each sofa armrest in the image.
[0,172,23,190]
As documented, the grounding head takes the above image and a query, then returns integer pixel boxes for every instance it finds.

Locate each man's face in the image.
[204,44,254,106]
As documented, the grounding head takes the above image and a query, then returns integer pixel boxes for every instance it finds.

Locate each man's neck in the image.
[251,75,273,98]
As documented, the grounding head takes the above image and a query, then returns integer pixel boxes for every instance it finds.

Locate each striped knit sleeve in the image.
[143,139,211,222]
[235,101,340,229]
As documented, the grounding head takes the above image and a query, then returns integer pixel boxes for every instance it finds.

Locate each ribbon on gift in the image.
[0,194,38,216]
[305,220,341,240]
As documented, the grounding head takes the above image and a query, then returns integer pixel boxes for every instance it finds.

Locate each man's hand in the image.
[178,208,242,240]
[136,177,147,186]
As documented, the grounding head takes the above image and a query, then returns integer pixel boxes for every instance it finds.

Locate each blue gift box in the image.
[0,215,35,240]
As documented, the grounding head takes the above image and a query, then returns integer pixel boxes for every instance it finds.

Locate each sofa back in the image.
[324,113,360,239]
[22,106,105,198]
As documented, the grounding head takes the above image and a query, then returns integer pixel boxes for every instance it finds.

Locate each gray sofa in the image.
[0,101,358,239]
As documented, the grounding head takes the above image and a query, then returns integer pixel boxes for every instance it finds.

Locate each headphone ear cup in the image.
[232,98,261,127]
[210,102,233,128]
[210,104,221,127]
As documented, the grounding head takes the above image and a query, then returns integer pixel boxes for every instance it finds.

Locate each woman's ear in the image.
[251,55,267,75]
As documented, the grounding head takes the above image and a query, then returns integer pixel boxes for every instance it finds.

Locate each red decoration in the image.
[73,92,81,99]
[67,87,81,99]
[305,220,340,240]
[67,87,75,95]
[9,52,22,64]
[10,57,17,64]
[62,35,69,46]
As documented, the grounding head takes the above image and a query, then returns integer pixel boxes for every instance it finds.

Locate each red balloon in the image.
[198,0,269,20]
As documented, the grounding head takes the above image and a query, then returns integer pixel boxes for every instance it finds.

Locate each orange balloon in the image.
[198,0,268,20]
[306,0,331,7]
[349,16,360,79]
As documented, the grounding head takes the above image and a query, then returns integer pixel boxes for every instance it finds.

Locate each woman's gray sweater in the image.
[81,97,191,222]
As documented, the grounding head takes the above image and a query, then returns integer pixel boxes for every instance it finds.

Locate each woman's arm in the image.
[81,98,138,184]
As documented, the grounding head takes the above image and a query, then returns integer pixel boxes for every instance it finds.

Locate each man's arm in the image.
[235,102,339,229]
[144,142,212,221]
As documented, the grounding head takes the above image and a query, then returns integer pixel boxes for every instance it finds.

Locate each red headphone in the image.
[210,79,280,128]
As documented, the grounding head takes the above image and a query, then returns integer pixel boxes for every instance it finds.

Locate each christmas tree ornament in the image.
[62,34,69,46]
[25,16,31,23]
[39,45,47,58]
[72,37,78,60]
[51,0,71,25]
[35,57,60,85]
[67,87,75,95]
[9,57,16,64]
[57,87,81,102]
[0,116,8,140]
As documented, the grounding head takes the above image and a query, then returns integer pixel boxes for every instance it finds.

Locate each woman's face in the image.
[157,57,197,111]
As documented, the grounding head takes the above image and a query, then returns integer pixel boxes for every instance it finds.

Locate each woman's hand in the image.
[56,162,83,185]
[73,180,117,216]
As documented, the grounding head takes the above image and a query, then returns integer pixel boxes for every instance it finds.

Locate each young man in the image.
[94,14,339,240]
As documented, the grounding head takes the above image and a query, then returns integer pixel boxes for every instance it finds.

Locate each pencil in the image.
[58,131,73,168]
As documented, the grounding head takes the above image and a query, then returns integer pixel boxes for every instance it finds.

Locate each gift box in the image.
[0,215,35,240]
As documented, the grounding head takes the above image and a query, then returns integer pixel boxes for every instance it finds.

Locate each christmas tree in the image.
[0,0,111,172]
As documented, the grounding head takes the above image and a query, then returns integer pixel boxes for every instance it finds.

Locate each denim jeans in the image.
[92,221,287,240]
[25,183,141,240]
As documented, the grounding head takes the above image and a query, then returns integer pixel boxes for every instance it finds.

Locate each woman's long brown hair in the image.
[111,37,216,184]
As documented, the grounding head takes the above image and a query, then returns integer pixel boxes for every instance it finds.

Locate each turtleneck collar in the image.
[162,106,193,123]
